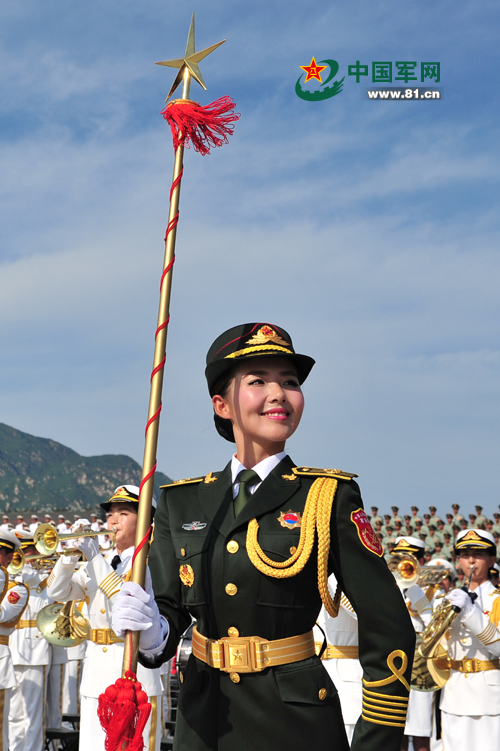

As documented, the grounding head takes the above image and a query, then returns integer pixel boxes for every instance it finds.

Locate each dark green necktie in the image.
[234,469,259,516]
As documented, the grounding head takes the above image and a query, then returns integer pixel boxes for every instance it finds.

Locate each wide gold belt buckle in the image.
[219,636,263,673]
[95,630,108,645]
[462,659,474,673]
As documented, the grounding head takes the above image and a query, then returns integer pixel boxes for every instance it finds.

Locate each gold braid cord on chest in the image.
[245,477,341,617]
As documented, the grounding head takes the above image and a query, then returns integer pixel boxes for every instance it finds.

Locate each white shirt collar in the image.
[106,546,134,564]
[231,451,288,485]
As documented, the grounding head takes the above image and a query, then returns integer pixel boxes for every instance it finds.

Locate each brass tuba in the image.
[37,601,90,647]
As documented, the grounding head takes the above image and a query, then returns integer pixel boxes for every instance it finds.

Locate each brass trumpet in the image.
[388,552,420,587]
[34,523,115,557]
[7,549,60,575]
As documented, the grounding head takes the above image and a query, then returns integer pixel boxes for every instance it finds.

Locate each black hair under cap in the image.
[205,323,315,393]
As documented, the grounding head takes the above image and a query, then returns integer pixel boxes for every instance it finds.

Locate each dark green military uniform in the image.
[143,456,415,751]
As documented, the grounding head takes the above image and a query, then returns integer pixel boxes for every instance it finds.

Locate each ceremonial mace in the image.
[98,15,238,749]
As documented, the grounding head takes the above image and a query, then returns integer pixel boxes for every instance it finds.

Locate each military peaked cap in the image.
[205,322,315,393]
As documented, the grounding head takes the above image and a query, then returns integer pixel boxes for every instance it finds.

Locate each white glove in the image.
[73,536,100,562]
[446,588,475,621]
[112,580,165,651]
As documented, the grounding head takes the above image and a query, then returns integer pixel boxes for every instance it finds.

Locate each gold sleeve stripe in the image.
[99,572,123,598]
[362,713,406,728]
[362,687,408,703]
[414,596,432,614]
[47,571,56,588]
[477,621,500,645]
[340,594,355,613]
[363,700,407,715]
[363,691,408,709]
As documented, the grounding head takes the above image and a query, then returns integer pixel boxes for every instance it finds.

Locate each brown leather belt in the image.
[90,628,124,645]
[315,641,359,660]
[15,619,37,629]
[192,626,315,674]
[0,635,9,646]
[447,657,500,674]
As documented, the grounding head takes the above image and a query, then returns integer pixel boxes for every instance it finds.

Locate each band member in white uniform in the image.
[314,574,361,745]
[46,486,164,751]
[0,530,30,751]
[8,531,52,751]
[439,529,500,751]
[391,537,434,751]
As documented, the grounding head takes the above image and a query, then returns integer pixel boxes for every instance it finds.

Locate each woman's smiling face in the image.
[212,356,304,458]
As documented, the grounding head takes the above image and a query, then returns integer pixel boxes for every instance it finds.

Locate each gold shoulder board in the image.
[161,476,206,488]
[292,467,358,480]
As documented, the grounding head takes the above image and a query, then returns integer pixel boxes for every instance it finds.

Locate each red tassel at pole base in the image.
[98,670,151,751]
[161,96,240,156]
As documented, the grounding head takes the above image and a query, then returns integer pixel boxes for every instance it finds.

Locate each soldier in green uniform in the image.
[117,322,415,751]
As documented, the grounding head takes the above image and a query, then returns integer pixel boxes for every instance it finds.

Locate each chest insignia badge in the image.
[7,591,20,604]
[277,510,302,529]
[282,474,297,481]
[182,521,207,531]
[204,472,218,484]
[351,508,383,557]
[179,564,195,587]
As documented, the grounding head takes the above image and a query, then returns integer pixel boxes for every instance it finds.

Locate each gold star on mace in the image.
[156,13,226,102]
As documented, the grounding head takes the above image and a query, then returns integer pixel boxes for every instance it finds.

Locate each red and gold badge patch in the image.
[351,509,383,557]
[8,591,21,604]
[179,564,195,587]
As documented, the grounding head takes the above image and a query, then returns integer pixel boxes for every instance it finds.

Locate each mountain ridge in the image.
[0,422,172,514]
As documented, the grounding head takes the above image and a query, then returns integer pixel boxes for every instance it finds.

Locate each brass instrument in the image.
[388,552,420,587]
[413,566,475,690]
[387,555,453,691]
[8,549,60,575]
[34,523,116,557]
[37,601,90,648]
[418,565,450,590]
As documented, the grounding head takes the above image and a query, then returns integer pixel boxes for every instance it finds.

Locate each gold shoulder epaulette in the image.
[161,476,206,488]
[292,467,358,480]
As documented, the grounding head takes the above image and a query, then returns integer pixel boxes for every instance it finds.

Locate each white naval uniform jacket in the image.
[314,575,361,726]
[440,580,500,716]
[0,574,29,690]
[46,548,162,699]
[9,566,52,667]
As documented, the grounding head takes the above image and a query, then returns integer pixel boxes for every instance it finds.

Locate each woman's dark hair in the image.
[209,369,236,443]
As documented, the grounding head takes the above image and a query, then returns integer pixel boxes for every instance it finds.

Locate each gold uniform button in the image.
[228,627,239,637]
[100,608,106,614]
[180,548,186,557]
[290,546,297,555]
[103,647,107,653]
[225,583,238,596]
[230,673,240,683]
[461,638,468,644]
[319,688,327,700]
[227,540,239,554]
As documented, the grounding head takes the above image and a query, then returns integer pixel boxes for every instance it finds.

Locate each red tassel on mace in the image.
[161,96,240,155]
[98,670,151,751]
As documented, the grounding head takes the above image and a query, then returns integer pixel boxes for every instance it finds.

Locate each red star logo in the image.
[300,57,327,84]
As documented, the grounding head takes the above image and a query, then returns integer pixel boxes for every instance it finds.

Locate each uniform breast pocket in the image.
[255,532,314,609]
[172,533,210,607]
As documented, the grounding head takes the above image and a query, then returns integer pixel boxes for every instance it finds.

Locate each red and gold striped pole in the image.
[123,14,236,676]
[98,17,238,748]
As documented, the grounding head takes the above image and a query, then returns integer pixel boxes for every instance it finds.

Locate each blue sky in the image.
[0,1,499,520]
